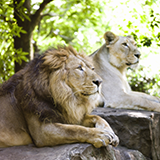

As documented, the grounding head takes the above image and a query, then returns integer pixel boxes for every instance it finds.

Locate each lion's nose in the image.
[134,53,141,58]
[92,79,102,87]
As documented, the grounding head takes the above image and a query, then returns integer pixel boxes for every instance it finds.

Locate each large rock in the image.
[1,108,159,160]
[92,108,160,160]
[0,143,147,160]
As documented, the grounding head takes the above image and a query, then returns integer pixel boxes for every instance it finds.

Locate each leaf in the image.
[20,29,27,34]
[16,0,25,9]
[21,11,31,21]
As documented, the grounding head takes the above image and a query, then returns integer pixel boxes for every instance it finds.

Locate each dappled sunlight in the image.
[128,111,153,118]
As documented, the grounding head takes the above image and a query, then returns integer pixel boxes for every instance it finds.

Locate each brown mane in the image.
[0,46,88,124]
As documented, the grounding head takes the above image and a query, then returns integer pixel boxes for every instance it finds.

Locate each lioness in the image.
[0,46,119,148]
[90,31,160,112]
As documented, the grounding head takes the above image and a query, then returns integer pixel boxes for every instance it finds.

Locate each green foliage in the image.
[14,0,31,21]
[0,0,28,83]
[127,66,160,97]
[1,0,107,82]
[33,0,108,53]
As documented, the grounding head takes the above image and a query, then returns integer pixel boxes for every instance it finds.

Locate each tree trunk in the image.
[14,0,32,72]
[13,0,53,72]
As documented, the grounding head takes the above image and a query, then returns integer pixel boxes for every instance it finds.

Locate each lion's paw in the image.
[88,129,119,148]
[92,134,112,148]
[103,130,119,147]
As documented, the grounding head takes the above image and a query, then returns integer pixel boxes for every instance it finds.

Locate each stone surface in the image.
[0,143,147,160]
[92,108,160,160]
[1,108,159,160]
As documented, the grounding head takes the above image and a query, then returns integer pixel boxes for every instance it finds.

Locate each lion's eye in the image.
[122,43,128,47]
[77,65,83,71]
[92,67,95,70]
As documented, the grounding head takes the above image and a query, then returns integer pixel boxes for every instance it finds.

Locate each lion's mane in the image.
[0,46,92,124]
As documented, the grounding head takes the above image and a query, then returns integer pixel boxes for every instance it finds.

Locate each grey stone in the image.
[92,107,160,160]
[0,143,147,160]
[1,107,158,160]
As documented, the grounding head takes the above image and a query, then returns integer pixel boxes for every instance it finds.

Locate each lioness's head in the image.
[104,31,141,69]
[42,46,104,111]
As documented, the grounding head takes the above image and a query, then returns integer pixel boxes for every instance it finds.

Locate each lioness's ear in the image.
[127,35,134,40]
[43,49,69,70]
[104,31,118,46]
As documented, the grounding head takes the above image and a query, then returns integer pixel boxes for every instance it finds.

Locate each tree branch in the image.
[40,13,57,19]
[30,0,54,31]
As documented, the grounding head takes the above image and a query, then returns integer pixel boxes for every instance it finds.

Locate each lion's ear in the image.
[104,31,118,45]
[43,49,69,70]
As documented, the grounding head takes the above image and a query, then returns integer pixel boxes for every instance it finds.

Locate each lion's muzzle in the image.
[92,79,102,87]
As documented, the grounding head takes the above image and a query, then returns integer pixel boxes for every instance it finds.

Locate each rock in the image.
[1,107,159,160]
[113,146,148,160]
[0,143,147,160]
[92,107,160,160]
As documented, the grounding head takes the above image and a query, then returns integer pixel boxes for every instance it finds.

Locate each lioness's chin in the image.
[129,63,139,69]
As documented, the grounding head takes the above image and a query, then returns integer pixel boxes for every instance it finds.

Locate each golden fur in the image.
[0,46,119,148]
[91,31,160,112]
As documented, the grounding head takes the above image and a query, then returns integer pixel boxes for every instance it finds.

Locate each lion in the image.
[0,46,119,148]
[90,31,160,112]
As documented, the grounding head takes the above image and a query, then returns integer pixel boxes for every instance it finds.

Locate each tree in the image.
[13,0,53,72]
[32,0,108,53]
[0,0,26,82]
[0,0,107,81]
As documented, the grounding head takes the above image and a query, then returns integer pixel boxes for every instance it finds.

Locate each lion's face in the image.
[104,32,141,69]
[65,55,102,97]
[43,46,104,111]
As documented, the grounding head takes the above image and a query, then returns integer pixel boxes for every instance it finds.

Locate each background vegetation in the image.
[0,0,160,96]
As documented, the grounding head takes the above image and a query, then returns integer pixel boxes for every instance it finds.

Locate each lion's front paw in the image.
[90,130,112,148]
[103,130,119,147]
[88,129,119,148]
[94,118,119,147]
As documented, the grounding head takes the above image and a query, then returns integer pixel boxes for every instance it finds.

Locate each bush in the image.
[127,65,160,97]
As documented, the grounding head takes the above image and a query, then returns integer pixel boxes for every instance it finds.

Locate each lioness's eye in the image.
[77,65,83,71]
[92,67,95,70]
[122,43,128,47]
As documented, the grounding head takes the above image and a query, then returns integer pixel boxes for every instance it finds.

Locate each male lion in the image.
[90,31,160,112]
[0,46,119,148]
